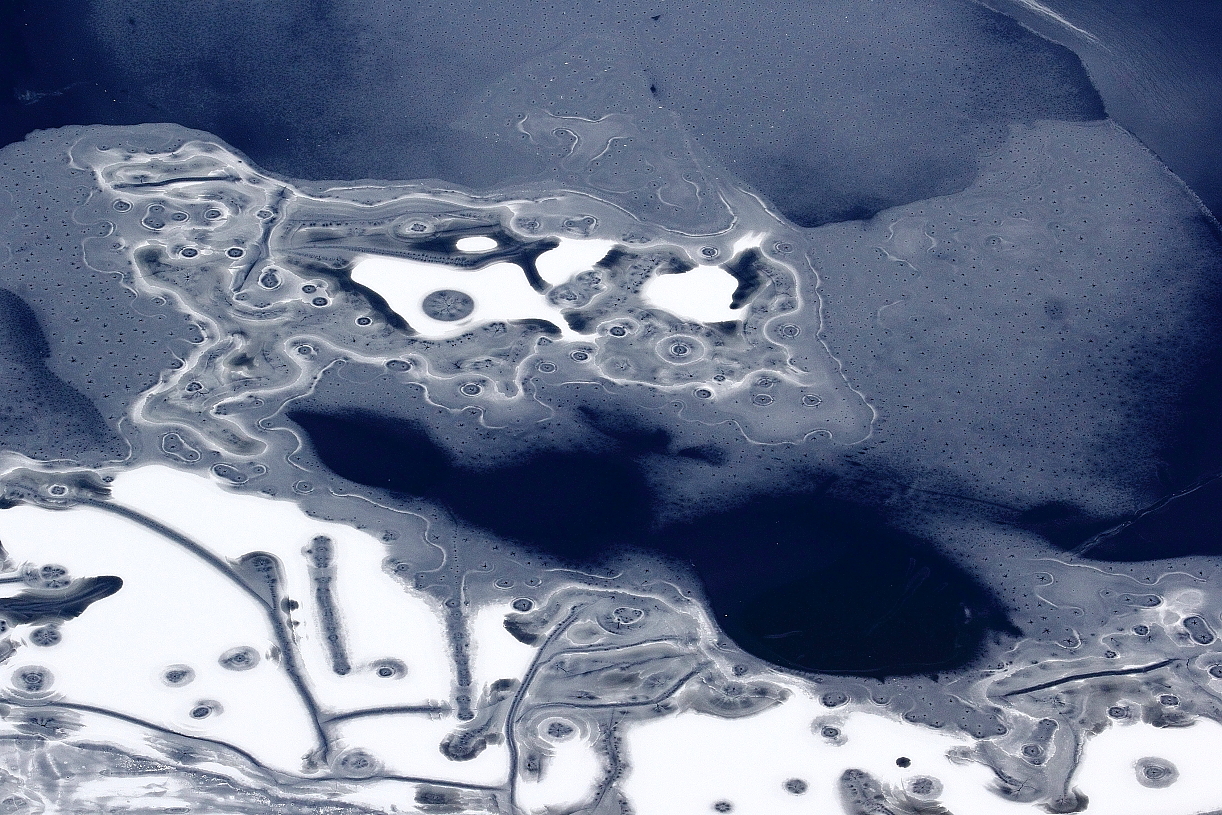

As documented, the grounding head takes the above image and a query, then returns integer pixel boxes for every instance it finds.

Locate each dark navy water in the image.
[290,409,1016,677]
[4,0,1220,215]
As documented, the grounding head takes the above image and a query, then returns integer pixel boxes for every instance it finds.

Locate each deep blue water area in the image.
[289,409,1016,677]
[8,0,1209,222]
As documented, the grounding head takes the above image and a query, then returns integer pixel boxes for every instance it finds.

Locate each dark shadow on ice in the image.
[287,410,656,554]
[289,408,1016,677]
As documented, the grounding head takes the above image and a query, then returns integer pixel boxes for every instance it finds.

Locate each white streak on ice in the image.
[1001,0,1102,45]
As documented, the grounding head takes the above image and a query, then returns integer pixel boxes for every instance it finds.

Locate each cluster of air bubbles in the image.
[814,719,847,746]
[23,563,71,589]
[542,719,576,741]
[333,748,381,779]
[907,776,943,798]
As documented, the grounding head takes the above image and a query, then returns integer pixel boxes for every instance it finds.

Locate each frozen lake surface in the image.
[2,1,1222,812]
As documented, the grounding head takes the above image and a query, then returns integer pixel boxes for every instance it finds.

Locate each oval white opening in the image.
[455,236,498,252]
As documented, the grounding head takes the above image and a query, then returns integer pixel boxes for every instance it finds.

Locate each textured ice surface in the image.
[57,125,874,449]
[1,26,1222,812]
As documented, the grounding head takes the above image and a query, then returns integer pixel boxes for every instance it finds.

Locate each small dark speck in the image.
[896,756,912,767]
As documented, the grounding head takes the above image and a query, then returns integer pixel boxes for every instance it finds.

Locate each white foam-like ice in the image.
[515,729,602,811]
[0,465,480,779]
[0,503,317,771]
[535,237,619,286]
[455,236,499,252]
[351,255,590,340]
[108,466,455,711]
[468,601,538,691]
[1072,719,1222,814]
[640,264,740,324]
[5,463,1222,811]
[621,694,1222,814]
[621,696,1005,814]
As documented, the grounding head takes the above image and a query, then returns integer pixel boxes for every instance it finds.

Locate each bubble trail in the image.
[302,535,350,676]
